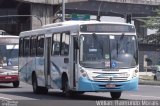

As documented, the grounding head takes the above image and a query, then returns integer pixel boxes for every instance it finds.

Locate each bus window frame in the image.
[52,32,70,56]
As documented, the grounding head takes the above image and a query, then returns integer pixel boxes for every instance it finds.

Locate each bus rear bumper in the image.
[78,77,138,92]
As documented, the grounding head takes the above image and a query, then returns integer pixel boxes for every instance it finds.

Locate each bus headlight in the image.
[132,69,138,77]
[80,69,88,78]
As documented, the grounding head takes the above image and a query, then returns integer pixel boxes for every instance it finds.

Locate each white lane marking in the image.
[0,97,12,100]
[139,85,160,88]
[131,95,160,99]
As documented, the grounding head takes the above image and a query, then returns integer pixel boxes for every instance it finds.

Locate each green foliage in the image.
[144,9,160,33]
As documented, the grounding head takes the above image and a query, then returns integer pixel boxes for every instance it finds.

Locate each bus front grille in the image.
[93,77,128,82]
[92,73,128,82]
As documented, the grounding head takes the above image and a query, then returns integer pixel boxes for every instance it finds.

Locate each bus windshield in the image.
[0,44,19,70]
[80,34,138,69]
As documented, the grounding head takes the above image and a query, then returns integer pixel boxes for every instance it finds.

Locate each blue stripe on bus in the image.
[20,60,62,88]
[50,61,61,74]
[50,61,62,88]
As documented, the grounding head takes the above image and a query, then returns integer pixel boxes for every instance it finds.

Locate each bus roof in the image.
[42,20,134,28]
[19,21,135,37]
[0,35,19,44]
[0,35,18,38]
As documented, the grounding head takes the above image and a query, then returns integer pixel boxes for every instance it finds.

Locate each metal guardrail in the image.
[103,0,160,5]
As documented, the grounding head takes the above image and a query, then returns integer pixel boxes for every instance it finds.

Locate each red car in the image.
[0,35,19,88]
[0,66,19,87]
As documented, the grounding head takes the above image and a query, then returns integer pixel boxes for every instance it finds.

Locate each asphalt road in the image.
[0,82,160,106]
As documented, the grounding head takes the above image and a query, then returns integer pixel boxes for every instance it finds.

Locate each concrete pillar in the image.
[30,3,53,29]
[134,20,147,72]
[134,20,147,38]
[139,51,145,72]
[144,55,148,67]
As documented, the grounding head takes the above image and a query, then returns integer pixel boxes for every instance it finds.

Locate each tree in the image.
[144,9,160,33]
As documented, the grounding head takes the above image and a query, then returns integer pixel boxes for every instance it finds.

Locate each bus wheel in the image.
[77,91,85,95]
[41,87,48,94]
[110,92,121,100]
[32,74,41,94]
[63,79,70,97]
[13,81,19,88]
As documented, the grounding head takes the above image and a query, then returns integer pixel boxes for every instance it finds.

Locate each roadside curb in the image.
[139,80,160,86]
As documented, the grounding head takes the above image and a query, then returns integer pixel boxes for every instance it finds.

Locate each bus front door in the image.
[44,37,51,87]
[69,36,78,90]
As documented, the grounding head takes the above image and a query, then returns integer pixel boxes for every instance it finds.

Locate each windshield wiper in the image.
[116,40,118,56]
[120,33,125,40]
[92,33,97,38]
[117,33,125,54]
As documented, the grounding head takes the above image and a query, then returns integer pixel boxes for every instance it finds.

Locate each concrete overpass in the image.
[16,0,87,4]
[16,0,160,5]
[99,0,160,5]
[65,1,158,17]
[0,0,159,34]
[13,0,159,17]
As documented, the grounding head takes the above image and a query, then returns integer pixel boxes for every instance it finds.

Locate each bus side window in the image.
[52,33,61,55]
[61,33,69,56]
[37,35,44,57]
[19,38,23,57]
[30,36,37,56]
[23,37,30,57]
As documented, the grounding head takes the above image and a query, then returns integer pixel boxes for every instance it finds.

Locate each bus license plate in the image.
[106,84,116,88]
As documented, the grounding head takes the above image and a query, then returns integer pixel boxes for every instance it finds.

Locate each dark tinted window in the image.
[52,33,61,55]
[37,35,44,56]
[30,36,37,56]
[19,38,23,57]
[23,37,30,57]
[61,33,70,56]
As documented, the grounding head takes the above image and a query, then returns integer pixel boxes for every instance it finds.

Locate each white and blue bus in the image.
[19,21,139,99]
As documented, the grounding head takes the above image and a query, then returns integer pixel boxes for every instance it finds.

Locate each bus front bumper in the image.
[78,77,138,92]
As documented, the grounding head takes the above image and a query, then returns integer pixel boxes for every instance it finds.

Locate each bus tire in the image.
[62,74,76,97]
[77,91,85,95]
[13,81,19,88]
[40,87,48,94]
[63,78,75,97]
[63,79,70,97]
[110,92,121,100]
[32,74,41,94]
